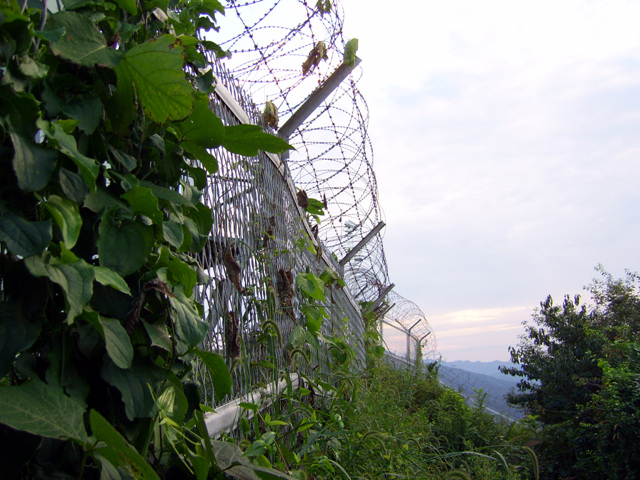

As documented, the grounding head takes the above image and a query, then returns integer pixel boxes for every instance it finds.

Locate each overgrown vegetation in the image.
[502,266,640,480]
[221,353,540,480]
[0,0,293,476]
[1,0,544,478]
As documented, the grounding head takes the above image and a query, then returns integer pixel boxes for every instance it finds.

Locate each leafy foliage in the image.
[1,0,545,478]
[502,267,640,479]
[235,360,537,480]
[0,0,291,477]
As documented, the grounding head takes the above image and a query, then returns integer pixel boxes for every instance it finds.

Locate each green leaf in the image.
[0,303,41,377]
[117,35,193,124]
[244,440,267,458]
[165,374,189,423]
[286,326,307,350]
[191,348,231,403]
[0,381,87,442]
[25,256,94,323]
[38,119,99,188]
[183,203,214,236]
[181,141,218,174]
[0,87,40,138]
[190,453,210,480]
[18,54,49,78]
[157,246,197,295]
[305,198,325,216]
[61,0,107,9]
[162,221,184,249]
[114,0,136,15]
[343,38,359,67]
[92,265,131,294]
[369,345,385,359]
[0,216,51,257]
[90,410,161,480]
[302,305,326,335]
[43,335,90,404]
[211,441,259,480]
[99,316,133,369]
[177,98,223,173]
[142,320,173,351]
[168,288,208,349]
[155,384,176,418]
[93,454,124,480]
[44,194,82,248]
[296,272,326,301]
[107,145,137,171]
[239,402,258,411]
[319,266,345,287]
[193,409,217,463]
[178,98,224,148]
[34,27,65,43]
[139,181,194,207]
[61,96,102,134]
[101,359,163,420]
[110,65,136,134]
[121,186,164,224]
[59,167,90,203]
[46,12,122,67]
[184,164,208,189]
[97,208,154,277]
[222,124,293,157]
[200,0,225,17]
[211,441,297,480]
[10,132,57,192]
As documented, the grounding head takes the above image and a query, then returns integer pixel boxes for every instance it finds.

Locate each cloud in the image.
[343,0,640,360]
[428,306,532,361]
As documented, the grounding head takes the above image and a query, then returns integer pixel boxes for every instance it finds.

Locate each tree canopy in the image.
[502,267,640,479]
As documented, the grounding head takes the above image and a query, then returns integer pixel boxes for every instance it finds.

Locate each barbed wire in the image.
[210,0,435,359]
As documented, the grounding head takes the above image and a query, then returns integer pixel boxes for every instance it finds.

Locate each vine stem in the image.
[77,450,89,480]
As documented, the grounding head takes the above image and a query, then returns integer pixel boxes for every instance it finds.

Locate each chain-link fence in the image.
[195,0,436,406]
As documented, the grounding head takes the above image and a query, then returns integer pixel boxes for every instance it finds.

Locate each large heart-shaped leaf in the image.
[97,208,154,277]
[0,215,51,257]
[116,35,193,124]
[46,12,122,67]
[0,381,87,443]
[10,132,57,192]
[168,289,208,350]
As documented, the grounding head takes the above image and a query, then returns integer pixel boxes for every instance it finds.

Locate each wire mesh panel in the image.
[211,0,390,304]
[195,60,365,406]
[195,0,436,405]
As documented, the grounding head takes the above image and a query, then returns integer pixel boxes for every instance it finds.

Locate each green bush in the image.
[503,267,640,479]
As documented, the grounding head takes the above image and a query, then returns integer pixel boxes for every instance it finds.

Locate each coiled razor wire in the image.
[195,0,437,403]
[214,0,389,304]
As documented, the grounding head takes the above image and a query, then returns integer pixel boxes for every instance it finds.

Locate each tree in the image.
[501,267,640,479]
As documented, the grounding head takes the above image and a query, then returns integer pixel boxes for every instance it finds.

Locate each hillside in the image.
[443,360,519,382]
[438,363,525,421]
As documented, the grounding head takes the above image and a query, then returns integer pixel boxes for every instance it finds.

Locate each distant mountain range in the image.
[437,360,525,421]
[442,360,519,383]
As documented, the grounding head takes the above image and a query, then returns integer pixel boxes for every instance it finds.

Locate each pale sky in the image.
[341,0,640,361]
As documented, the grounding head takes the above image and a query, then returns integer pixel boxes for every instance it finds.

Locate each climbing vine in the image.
[0,0,292,477]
